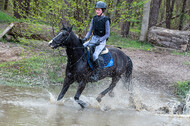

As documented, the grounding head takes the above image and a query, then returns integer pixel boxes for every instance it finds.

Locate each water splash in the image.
[183,90,190,114]
[46,89,65,105]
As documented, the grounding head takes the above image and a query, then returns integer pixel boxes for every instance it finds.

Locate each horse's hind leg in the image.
[96,76,120,102]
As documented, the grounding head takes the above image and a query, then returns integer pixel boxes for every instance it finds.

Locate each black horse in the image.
[49,25,133,108]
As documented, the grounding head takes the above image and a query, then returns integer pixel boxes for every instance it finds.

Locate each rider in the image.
[82,1,110,81]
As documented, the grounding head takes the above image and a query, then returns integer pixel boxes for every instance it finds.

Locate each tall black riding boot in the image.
[90,59,100,81]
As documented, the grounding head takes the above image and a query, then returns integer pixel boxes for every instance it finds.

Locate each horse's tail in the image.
[123,57,133,91]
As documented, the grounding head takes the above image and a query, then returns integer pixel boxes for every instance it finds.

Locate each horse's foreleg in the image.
[74,81,87,108]
[57,77,74,101]
[108,89,115,97]
[96,76,120,102]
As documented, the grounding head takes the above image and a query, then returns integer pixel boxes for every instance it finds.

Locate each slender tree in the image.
[13,0,30,19]
[121,0,133,37]
[4,0,9,10]
[149,0,162,28]
[14,0,21,18]
[179,0,187,30]
[139,0,151,41]
[113,0,120,22]
[165,0,175,29]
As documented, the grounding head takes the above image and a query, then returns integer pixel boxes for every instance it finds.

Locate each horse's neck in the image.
[66,32,84,65]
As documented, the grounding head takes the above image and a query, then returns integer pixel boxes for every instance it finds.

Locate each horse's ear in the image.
[68,25,73,32]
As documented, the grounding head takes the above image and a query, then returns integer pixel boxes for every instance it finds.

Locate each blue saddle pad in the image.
[87,49,114,69]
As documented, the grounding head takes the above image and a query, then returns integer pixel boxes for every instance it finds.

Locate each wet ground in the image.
[1,82,190,126]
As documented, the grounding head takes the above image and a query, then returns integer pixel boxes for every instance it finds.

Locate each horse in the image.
[48,25,133,108]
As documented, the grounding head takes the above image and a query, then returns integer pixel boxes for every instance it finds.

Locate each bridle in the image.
[54,30,86,68]
[55,31,72,46]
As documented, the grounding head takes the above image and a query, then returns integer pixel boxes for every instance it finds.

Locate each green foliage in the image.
[184,62,190,65]
[0,38,67,85]
[0,54,67,85]
[7,0,145,36]
[0,11,17,23]
[172,51,190,57]
[176,81,190,98]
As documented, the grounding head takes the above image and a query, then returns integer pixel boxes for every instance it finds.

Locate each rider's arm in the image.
[99,20,110,42]
[84,19,93,40]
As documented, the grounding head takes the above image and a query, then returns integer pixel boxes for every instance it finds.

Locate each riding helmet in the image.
[95,1,107,13]
[95,1,107,9]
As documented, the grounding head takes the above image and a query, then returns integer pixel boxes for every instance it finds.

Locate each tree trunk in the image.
[139,0,151,41]
[165,0,175,29]
[121,21,131,37]
[0,0,3,10]
[149,0,162,28]
[14,0,22,19]
[121,0,133,37]
[179,0,187,30]
[4,0,8,10]
[148,26,190,51]
[159,0,166,26]
[13,0,30,19]
[113,0,120,22]
[23,0,30,17]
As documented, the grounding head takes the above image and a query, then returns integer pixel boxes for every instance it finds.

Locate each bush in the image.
[176,81,190,98]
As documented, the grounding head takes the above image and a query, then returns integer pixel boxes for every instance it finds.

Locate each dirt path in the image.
[0,42,24,63]
[123,49,190,94]
[0,40,190,94]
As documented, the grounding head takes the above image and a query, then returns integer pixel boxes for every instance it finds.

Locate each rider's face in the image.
[96,8,103,16]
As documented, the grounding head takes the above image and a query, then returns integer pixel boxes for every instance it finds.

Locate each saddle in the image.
[87,47,114,69]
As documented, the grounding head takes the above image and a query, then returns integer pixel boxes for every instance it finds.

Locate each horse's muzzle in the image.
[48,40,56,49]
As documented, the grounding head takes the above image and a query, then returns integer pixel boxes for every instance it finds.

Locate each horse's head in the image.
[49,25,73,49]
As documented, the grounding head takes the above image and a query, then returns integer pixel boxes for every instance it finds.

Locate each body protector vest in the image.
[92,15,110,37]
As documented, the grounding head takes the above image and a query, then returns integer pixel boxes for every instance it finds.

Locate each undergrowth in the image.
[176,81,190,98]
[0,38,67,86]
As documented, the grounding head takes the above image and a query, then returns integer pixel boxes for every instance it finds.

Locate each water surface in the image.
[0,84,190,126]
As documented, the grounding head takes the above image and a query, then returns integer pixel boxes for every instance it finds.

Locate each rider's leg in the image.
[92,40,106,61]
[90,40,106,81]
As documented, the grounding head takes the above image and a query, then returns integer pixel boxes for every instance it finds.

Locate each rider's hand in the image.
[82,38,87,43]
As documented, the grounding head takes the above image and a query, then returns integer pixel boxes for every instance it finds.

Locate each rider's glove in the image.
[82,38,87,43]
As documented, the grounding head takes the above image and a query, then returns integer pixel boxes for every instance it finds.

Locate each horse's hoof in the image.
[76,100,87,108]
[57,94,63,101]
[96,97,102,103]
[109,91,115,97]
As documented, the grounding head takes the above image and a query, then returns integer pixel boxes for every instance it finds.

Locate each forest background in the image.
[0,0,190,39]
[0,0,190,97]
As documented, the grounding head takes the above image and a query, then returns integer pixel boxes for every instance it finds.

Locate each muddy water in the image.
[0,83,190,126]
